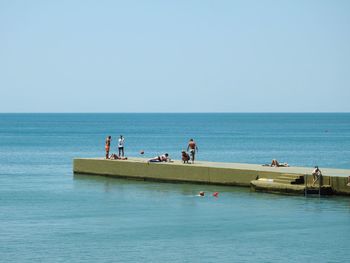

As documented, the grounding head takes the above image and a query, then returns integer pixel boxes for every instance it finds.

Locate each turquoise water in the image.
[1,113,350,262]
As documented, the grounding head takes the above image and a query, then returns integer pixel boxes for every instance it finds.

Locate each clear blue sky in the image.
[1,0,349,112]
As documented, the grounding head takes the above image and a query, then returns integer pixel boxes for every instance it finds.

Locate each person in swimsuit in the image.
[148,153,170,163]
[105,136,111,159]
[182,150,190,164]
[110,153,128,160]
[270,159,289,167]
[187,138,198,163]
[312,166,322,186]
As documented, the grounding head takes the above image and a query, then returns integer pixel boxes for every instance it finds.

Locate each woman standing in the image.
[105,136,111,159]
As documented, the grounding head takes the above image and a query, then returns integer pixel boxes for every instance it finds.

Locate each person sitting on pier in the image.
[148,153,171,163]
[270,159,289,167]
[312,166,322,186]
[182,150,190,164]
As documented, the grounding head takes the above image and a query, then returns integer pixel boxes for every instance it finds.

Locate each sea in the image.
[0,113,350,262]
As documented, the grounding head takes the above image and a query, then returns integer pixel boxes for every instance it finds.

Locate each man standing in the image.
[312,166,322,186]
[105,136,111,159]
[118,135,125,157]
[187,138,198,163]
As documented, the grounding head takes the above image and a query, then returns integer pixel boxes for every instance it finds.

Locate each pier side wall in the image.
[73,158,350,195]
[74,159,211,183]
[74,159,289,186]
[330,177,350,195]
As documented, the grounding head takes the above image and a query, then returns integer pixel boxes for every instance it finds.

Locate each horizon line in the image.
[1,111,350,114]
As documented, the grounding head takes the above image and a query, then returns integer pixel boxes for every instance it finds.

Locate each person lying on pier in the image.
[270,159,289,167]
[182,151,190,164]
[148,153,171,163]
[312,166,322,186]
[110,153,128,160]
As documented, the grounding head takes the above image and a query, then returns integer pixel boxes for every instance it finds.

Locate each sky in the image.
[1,0,349,112]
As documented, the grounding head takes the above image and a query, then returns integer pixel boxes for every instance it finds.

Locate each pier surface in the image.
[73,158,350,196]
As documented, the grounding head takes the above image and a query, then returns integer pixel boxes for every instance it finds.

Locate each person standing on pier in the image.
[312,166,322,186]
[105,136,111,159]
[118,135,125,157]
[187,138,199,163]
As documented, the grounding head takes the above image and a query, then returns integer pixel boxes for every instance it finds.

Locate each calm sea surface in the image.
[0,113,350,262]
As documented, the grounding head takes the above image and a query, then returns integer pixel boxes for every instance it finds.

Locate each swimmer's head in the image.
[199,191,205,196]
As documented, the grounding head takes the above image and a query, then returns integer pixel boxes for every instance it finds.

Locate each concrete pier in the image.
[73,158,350,196]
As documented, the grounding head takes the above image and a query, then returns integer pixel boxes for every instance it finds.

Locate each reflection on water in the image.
[73,173,350,212]
[73,173,252,195]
